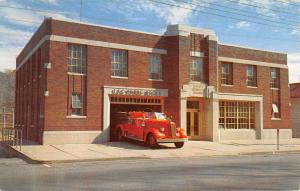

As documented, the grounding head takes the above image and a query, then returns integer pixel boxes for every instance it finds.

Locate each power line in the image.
[190,0,300,24]
[2,14,300,45]
[178,0,300,28]
[147,0,299,32]
[271,0,300,7]
[0,5,74,15]
[224,0,300,17]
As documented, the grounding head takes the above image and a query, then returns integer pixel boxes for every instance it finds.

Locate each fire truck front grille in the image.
[169,123,176,137]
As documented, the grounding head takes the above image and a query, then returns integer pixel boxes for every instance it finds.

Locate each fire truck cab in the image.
[113,111,188,148]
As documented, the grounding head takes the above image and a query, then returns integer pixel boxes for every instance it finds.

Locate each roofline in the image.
[50,17,164,36]
[219,43,287,55]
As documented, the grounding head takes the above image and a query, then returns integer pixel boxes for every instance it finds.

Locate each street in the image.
[0,154,299,190]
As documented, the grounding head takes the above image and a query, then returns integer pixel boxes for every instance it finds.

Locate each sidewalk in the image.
[3,138,300,164]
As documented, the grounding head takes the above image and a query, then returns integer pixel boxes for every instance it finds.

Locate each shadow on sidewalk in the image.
[105,139,178,150]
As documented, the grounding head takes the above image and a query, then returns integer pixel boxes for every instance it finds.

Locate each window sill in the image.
[67,72,87,76]
[221,84,234,87]
[148,79,163,82]
[270,88,279,90]
[66,115,87,119]
[247,86,258,89]
[111,76,128,79]
[271,118,281,121]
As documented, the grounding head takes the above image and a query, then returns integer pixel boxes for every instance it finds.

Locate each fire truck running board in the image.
[124,135,144,142]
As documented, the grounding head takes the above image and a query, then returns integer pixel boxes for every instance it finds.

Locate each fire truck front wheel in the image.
[116,128,123,142]
[174,142,184,148]
[147,134,158,149]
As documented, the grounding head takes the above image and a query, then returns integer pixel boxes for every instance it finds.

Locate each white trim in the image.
[67,72,87,76]
[221,84,234,87]
[66,115,87,119]
[219,43,287,55]
[17,34,168,71]
[247,86,258,89]
[271,118,281,121]
[219,57,288,69]
[218,92,263,102]
[148,79,164,82]
[164,24,217,40]
[190,51,205,57]
[111,76,128,79]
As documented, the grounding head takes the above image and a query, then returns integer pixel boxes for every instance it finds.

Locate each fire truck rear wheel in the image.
[116,128,123,142]
[174,142,184,148]
[147,134,157,149]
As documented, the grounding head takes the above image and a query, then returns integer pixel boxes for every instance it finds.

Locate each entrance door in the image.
[186,100,201,139]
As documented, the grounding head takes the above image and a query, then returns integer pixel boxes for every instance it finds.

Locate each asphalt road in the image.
[0,154,299,191]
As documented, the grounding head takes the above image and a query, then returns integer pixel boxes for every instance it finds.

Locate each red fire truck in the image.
[112,112,188,148]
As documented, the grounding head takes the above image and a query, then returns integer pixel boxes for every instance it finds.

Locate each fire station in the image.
[15,18,292,145]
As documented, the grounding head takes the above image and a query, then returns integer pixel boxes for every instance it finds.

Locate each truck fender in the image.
[144,128,160,142]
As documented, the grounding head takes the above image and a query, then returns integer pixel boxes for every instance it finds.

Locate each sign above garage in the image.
[104,86,168,97]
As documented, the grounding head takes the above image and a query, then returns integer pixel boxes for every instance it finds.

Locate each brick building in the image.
[290,83,300,138]
[15,18,291,144]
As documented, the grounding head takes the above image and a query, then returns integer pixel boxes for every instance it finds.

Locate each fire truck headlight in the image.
[160,127,165,132]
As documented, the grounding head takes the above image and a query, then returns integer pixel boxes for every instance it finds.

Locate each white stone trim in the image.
[164,24,216,38]
[218,92,264,140]
[218,92,263,101]
[17,35,168,71]
[219,57,288,69]
[66,115,87,119]
[102,86,168,142]
[190,51,205,57]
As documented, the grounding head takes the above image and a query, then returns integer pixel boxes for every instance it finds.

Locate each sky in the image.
[0,0,300,83]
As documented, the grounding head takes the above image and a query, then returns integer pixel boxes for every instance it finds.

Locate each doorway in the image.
[186,100,202,139]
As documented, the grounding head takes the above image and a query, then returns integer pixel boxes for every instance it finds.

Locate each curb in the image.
[1,142,299,164]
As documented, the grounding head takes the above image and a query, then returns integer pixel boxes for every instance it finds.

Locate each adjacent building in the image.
[15,18,291,144]
[291,83,300,138]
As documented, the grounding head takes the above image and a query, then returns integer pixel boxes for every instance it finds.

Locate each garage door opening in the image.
[109,96,163,141]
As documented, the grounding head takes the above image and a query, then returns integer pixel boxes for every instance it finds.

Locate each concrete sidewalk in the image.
[4,138,300,163]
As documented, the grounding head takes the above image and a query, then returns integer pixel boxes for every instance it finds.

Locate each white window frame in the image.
[221,62,233,85]
[111,50,128,77]
[270,68,280,88]
[149,54,162,80]
[71,93,82,116]
[190,57,204,82]
[67,45,86,75]
[246,65,257,87]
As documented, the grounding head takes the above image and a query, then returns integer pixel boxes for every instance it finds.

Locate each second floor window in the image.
[270,68,280,88]
[68,45,86,74]
[149,54,162,80]
[111,50,128,77]
[221,62,233,85]
[71,93,82,116]
[190,57,204,82]
[246,65,257,87]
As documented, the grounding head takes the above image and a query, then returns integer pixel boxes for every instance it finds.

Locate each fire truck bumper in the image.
[156,138,188,143]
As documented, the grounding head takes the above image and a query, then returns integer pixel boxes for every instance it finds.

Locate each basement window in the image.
[72,93,82,116]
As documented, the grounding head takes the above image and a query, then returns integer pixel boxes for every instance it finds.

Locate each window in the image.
[219,101,255,129]
[149,54,162,80]
[190,57,204,82]
[246,65,257,87]
[72,93,82,116]
[111,50,128,77]
[221,62,233,85]
[67,45,86,74]
[270,68,280,88]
